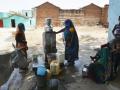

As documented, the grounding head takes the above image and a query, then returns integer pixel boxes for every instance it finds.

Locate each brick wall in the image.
[101,5,109,28]
[36,2,60,27]
[82,3,102,25]
[34,2,108,27]
[59,9,84,26]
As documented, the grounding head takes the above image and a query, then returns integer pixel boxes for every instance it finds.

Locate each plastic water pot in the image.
[56,52,65,64]
[50,61,60,75]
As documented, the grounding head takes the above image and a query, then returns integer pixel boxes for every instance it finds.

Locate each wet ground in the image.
[18,59,120,90]
[0,26,120,90]
[20,33,120,90]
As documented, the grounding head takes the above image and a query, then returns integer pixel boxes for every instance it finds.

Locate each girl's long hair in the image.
[15,23,26,42]
[17,23,25,32]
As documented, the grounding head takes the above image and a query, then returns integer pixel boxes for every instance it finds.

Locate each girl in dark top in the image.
[15,23,28,58]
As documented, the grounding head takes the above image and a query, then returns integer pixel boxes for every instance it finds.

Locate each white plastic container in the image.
[32,54,45,69]
[56,52,65,64]
[37,54,45,65]
[50,60,60,75]
[82,65,89,78]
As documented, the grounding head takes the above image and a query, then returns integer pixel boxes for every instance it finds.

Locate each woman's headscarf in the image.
[64,19,74,30]
[64,19,76,41]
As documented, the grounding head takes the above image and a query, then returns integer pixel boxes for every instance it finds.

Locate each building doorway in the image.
[11,19,16,27]
[0,19,3,27]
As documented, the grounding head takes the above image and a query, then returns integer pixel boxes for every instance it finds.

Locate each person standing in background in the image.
[112,16,120,38]
[15,23,28,58]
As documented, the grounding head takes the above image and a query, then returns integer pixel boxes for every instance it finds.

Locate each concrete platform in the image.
[0,53,11,86]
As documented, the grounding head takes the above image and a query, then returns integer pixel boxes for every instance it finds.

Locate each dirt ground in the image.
[0,26,120,90]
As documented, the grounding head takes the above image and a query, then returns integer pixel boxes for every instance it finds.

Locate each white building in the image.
[108,0,120,41]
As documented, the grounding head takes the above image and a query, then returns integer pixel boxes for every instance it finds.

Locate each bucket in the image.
[50,60,61,75]
[32,54,45,75]
[37,65,47,76]
[36,65,47,90]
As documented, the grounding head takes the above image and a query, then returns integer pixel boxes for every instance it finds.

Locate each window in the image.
[26,12,28,16]
[30,20,31,25]
[11,19,16,27]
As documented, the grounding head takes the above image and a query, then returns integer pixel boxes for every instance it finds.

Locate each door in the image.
[11,19,16,27]
[0,19,3,27]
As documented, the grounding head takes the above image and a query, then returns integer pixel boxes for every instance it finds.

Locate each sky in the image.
[0,0,109,12]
